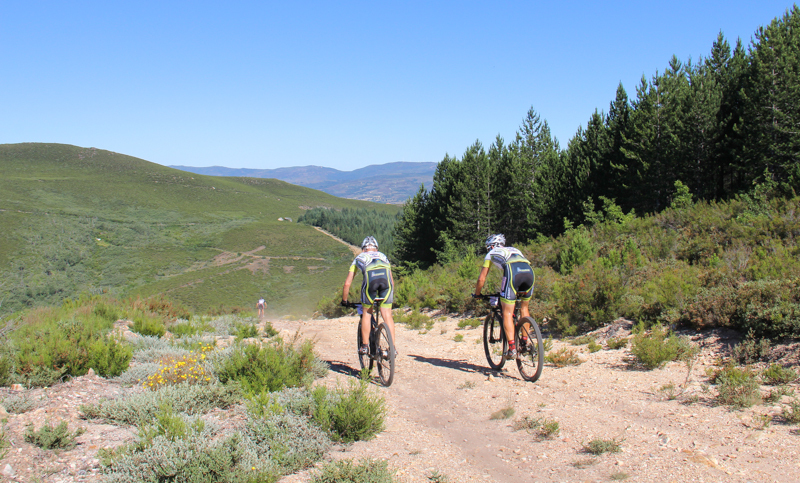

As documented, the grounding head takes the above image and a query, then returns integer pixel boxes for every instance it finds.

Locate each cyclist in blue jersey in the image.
[342,236,397,356]
[474,234,534,360]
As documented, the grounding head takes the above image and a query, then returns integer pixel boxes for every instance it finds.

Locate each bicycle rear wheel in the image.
[483,312,507,370]
[375,322,396,386]
[516,316,544,382]
[356,320,373,372]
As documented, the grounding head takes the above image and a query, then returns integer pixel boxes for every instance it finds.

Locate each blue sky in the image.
[2,1,796,171]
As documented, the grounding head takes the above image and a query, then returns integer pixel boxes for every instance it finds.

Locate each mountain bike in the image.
[474,294,544,382]
[342,299,396,387]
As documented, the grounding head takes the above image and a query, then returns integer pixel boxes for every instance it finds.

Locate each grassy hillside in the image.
[0,143,400,315]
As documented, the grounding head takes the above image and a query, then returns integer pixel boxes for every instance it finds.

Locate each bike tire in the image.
[375,322,396,387]
[516,316,544,382]
[356,319,373,372]
[483,312,507,370]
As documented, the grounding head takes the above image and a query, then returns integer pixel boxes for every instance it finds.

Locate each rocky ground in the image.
[1,312,800,483]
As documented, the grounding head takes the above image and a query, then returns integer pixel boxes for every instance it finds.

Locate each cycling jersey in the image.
[483,246,534,303]
[350,251,394,308]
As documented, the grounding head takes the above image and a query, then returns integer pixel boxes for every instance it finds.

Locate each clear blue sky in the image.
[2,1,796,171]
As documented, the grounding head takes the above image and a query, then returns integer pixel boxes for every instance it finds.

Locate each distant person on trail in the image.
[257,297,266,317]
[473,234,534,360]
[341,236,396,356]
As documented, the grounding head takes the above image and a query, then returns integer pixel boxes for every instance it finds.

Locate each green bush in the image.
[311,379,386,443]
[3,393,36,413]
[233,322,259,340]
[24,419,85,450]
[714,365,761,409]
[630,325,696,370]
[213,339,321,394]
[311,458,394,483]
[583,438,623,455]
[730,331,772,364]
[131,313,167,337]
[394,310,433,331]
[783,399,800,424]
[762,364,798,385]
[457,318,481,329]
[606,337,628,350]
[11,317,132,386]
[0,354,11,387]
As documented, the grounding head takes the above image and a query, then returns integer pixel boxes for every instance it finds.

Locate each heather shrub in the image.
[24,419,85,450]
[762,364,798,385]
[11,317,132,386]
[0,354,11,387]
[131,312,166,337]
[311,379,386,443]
[606,337,628,350]
[131,336,193,364]
[583,438,623,455]
[545,348,582,367]
[394,310,433,331]
[783,399,800,424]
[114,362,160,385]
[630,325,697,370]
[311,458,394,483]
[730,331,772,364]
[713,365,761,409]
[730,279,800,338]
[552,260,624,332]
[213,338,321,394]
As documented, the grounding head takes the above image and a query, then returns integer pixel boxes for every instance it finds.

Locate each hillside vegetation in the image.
[0,143,399,315]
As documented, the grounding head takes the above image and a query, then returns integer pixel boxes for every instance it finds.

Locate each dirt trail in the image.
[312,227,361,256]
[274,314,800,483]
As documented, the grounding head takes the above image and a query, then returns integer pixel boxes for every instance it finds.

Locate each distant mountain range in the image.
[169,162,436,204]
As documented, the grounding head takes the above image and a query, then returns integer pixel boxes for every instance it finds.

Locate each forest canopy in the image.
[393,6,800,269]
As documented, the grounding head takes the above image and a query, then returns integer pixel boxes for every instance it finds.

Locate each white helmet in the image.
[361,236,378,249]
[485,233,505,250]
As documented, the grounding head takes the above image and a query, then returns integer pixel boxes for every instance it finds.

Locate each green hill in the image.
[0,143,400,316]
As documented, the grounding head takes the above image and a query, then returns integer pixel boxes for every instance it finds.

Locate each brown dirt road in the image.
[274,313,800,483]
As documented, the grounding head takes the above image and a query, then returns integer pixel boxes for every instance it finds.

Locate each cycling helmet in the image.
[485,233,506,250]
[361,236,378,249]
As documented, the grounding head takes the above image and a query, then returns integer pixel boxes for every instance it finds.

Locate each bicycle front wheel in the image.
[483,312,507,370]
[375,322,396,387]
[356,320,373,372]
[516,316,544,382]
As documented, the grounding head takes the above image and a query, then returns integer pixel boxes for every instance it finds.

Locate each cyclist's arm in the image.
[342,270,356,302]
[474,265,490,296]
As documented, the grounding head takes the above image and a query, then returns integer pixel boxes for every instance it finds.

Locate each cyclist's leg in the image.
[500,300,515,343]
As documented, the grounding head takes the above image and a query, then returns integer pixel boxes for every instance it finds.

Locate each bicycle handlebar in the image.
[472,293,500,300]
[341,301,361,309]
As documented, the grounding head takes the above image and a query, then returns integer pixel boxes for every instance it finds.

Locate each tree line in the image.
[298,207,398,256]
[394,7,800,269]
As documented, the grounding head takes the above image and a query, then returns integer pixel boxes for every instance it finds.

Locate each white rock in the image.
[1,464,14,477]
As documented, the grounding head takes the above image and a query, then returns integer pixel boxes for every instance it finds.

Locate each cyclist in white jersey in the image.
[474,234,534,359]
[341,236,396,355]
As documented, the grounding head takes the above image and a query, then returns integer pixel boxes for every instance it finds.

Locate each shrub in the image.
[453,334,464,342]
[731,331,772,364]
[12,317,132,386]
[131,313,166,337]
[583,438,623,455]
[630,325,696,370]
[3,393,36,413]
[24,419,85,450]
[714,365,761,409]
[0,354,10,387]
[569,335,595,346]
[213,338,321,394]
[311,379,386,443]
[143,352,214,390]
[311,458,394,483]
[233,322,259,340]
[114,362,160,385]
[81,382,242,426]
[247,411,331,474]
[545,348,582,367]
[0,427,8,460]
[762,364,798,385]
[394,310,433,331]
[101,428,277,483]
[587,341,602,353]
[783,399,800,424]
[457,318,481,329]
[606,337,628,350]
[513,416,560,439]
